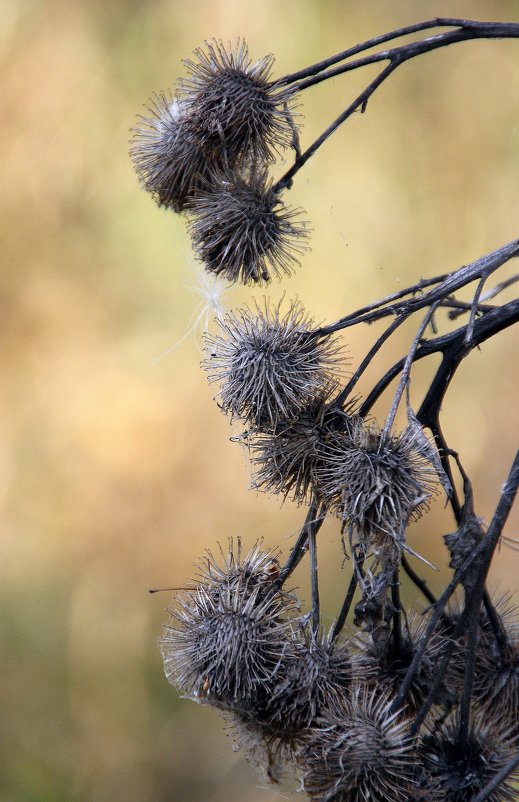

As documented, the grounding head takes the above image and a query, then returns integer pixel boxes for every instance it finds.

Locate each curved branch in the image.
[273,21,519,190]
[394,449,519,716]
[359,297,519,417]
[273,19,459,86]
[274,20,519,88]
[321,239,519,335]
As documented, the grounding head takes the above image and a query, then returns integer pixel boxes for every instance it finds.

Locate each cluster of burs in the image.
[131,42,519,802]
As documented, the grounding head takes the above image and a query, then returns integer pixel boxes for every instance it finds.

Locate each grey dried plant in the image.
[247,391,352,504]
[264,626,352,737]
[297,683,418,802]
[316,416,441,544]
[422,710,519,802]
[352,612,452,715]
[187,169,308,284]
[130,93,217,212]
[221,626,352,784]
[160,540,298,711]
[179,39,299,164]
[203,299,345,427]
[136,18,519,802]
[130,40,299,216]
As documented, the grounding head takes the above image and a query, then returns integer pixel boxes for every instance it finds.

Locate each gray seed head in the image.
[316,417,440,544]
[160,540,298,712]
[266,627,352,737]
[203,299,345,427]
[130,93,220,211]
[248,392,351,504]
[297,683,418,802]
[130,40,299,212]
[179,39,299,164]
[423,710,519,802]
[221,628,352,785]
[353,613,452,714]
[188,168,309,284]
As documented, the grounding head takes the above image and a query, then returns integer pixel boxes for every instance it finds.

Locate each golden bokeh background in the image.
[2,1,518,800]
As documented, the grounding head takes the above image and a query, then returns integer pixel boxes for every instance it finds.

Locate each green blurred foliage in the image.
[1,1,518,800]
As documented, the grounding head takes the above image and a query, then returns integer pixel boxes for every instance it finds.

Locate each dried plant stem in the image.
[482,589,508,656]
[400,555,437,606]
[309,521,320,633]
[146,25,519,801]
[456,582,485,749]
[332,315,405,408]
[273,21,519,191]
[320,239,519,335]
[471,753,519,802]
[360,297,519,417]
[275,19,519,88]
[276,501,326,587]
[274,60,399,192]
[331,567,361,642]
[395,449,519,717]
[382,302,440,437]
[391,570,403,659]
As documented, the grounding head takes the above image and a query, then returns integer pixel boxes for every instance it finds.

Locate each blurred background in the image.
[1,0,518,800]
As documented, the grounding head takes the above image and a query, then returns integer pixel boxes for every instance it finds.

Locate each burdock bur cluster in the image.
[131,27,519,802]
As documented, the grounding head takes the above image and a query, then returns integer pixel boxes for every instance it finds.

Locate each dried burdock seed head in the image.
[353,573,391,631]
[423,710,519,802]
[130,93,221,212]
[474,593,519,723]
[160,540,298,711]
[220,628,351,785]
[266,627,352,736]
[194,537,284,595]
[130,40,299,212]
[187,169,309,285]
[297,683,418,802]
[448,592,519,724]
[203,299,345,427]
[317,416,440,545]
[248,391,350,504]
[179,39,299,164]
[353,613,451,714]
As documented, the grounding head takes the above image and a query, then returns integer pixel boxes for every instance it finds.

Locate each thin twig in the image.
[464,276,486,345]
[331,566,362,642]
[391,569,403,658]
[308,517,320,633]
[359,297,519,417]
[482,589,508,657]
[470,753,519,802]
[394,449,519,715]
[322,239,519,336]
[276,502,320,586]
[273,22,519,190]
[288,23,519,93]
[316,273,450,337]
[273,19,462,86]
[382,302,440,437]
[456,581,484,749]
[449,272,519,319]
[273,60,400,192]
[401,555,437,606]
[332,315,406,409]
[442,298,495,316]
